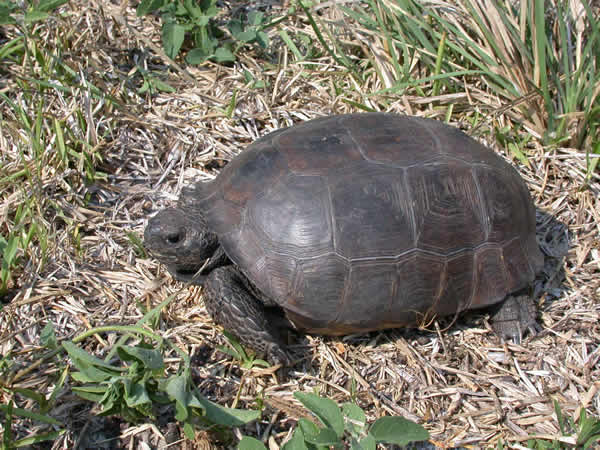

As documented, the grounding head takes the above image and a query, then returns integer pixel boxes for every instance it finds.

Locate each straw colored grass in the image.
[0,0,598,448]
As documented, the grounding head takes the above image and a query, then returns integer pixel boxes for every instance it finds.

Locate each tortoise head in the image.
[144,203,219,282]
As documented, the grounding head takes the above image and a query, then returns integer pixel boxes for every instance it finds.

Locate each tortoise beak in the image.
[167,262,207,284]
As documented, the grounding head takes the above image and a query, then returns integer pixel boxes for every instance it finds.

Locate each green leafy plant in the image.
[228,10,270,50]
[338,0,600,177]
[242,69,267,90]
[136,0,275,64]
[218,331,270,370]
[2,300,262,446]
[239,392,429,449]
[135,64,176,95]
[62,323,260,439]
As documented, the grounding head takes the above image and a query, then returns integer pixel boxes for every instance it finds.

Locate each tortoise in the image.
[144,113,544,364]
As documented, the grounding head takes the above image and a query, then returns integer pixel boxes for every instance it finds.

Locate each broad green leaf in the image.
[303,427,340,446]
[63,341,124,371]
[71,387,105,403]
[342,402,366,437]
[295,392,344,438]
[229,19,243,35]
[162,22,185,59]
[196,394,260,426]
[123,380,151,407]
[282,428,310,450]
[238,436,268,450]
[342,402,365,423]
[356,434,376,450]
[256,31,269,48]
[182,0,202,19]
[71,363,118,383]
[235,30,257,43]
[165,374,190,421]
[183,422,195,439]
[214,47,235,63]
[186,48,211,65]
[248,11,264,26]
[136,0,166,16]
[70,385,107,394]
[117,345,164,371]
[368,416,429,445]
[297,418,320,439]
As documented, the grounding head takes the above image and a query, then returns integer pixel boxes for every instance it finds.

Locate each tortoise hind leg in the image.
[203,266,290,365]
[490,295,542,344]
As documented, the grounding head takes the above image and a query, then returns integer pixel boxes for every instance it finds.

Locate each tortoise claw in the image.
[491,295,540,344]
[267,344,291,367]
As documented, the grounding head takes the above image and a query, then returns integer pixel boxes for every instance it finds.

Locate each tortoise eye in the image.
[166,231,183,244]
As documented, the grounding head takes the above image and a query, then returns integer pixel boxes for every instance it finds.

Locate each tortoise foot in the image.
[203,266,290,366]
[490,295,541,344]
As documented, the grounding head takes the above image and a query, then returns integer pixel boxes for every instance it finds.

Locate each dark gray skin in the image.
[144,113,544,365]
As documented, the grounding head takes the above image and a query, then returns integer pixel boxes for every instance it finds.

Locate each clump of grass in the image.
[0,0,112,298]
[497,400,600,449]
[314,0,600,175]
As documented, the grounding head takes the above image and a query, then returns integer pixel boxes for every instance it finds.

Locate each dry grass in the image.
[0,0,599,448]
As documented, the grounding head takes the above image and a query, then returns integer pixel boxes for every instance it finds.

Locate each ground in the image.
[0,0,598,449]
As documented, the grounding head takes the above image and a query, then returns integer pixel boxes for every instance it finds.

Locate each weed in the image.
[136,0,277,64]
[339,0,600,175]
[218,331,270,370]
[61,302,261,439]
[239,391,429,449]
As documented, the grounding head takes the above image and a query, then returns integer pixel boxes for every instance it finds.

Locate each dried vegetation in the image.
[0,0,599,448]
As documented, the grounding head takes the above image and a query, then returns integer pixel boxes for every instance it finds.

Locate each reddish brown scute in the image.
[197,114,543,334]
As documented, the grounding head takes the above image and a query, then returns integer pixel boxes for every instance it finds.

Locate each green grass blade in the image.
[0,404,61,426]
[533,0,551,131]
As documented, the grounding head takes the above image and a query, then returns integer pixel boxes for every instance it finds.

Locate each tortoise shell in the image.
[190,113,543,334]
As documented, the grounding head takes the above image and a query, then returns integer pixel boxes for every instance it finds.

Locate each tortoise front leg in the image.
[490,295,542,344]
[203,266,290,365]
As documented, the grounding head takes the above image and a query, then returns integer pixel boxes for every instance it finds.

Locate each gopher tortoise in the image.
[144,113,543,364]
